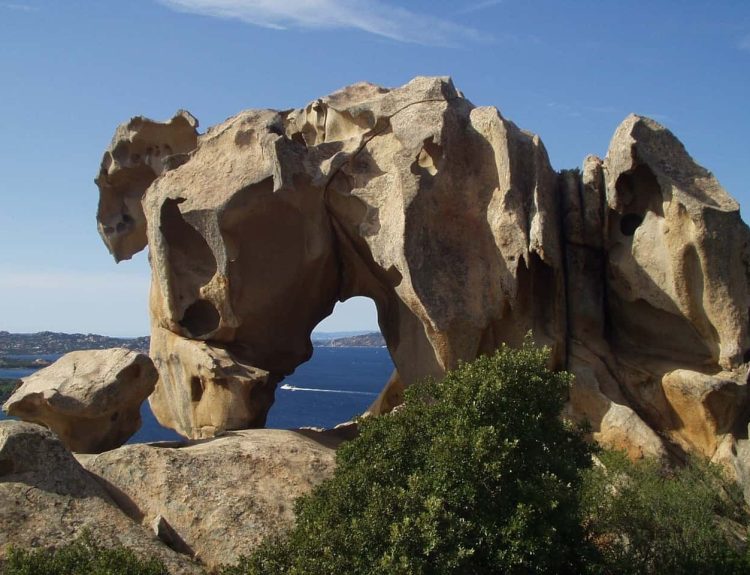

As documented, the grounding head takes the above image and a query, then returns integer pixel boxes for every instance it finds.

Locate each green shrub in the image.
[0,378,20,403]
[2,532,169,575]
[224,339,596,575]
[581,450,750,575]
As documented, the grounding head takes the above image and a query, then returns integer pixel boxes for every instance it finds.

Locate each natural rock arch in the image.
[96,77,750,491]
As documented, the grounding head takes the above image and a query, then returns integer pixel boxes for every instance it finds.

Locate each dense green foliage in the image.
[2,533,168,575]
[224,340,596,575]
[0,378,20,403]
[581,450,750,575]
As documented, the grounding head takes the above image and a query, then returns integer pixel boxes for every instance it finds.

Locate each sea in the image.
[0,347,394,443]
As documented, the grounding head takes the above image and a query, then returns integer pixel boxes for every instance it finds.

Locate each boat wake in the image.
[280,383,377,396]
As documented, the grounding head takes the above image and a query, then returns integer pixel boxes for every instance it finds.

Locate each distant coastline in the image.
[314,332,385,348]
[0,357,53,369]
[0,331,150,356]
[0,330,385,357]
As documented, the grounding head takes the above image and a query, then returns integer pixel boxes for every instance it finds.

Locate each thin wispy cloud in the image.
[740,34,750,52]
[0,2,39,11]
[158,0,492,46]
[546,101,583,119]
[454,0,503,15]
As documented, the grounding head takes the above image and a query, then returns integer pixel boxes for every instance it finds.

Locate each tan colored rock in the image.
[325,80,566,380]
[3,348,157,453]
[149,326,277,439]
[559,156,606,344]
[714,435,750,502]
[603,114,750,370]
[140,105,342,436]
[96,110,198,262]
[78,428,339,570]
[95,78,750,486]
[566,344,667,460]
[587,115,750,462]
[0,421,202,574]
[662,368,748,456]
[99,77,566,438]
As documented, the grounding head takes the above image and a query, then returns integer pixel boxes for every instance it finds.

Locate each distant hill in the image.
[0,331,149,356]
[311,330,375,341]
[316,332,385,348]
[0,329,385,356]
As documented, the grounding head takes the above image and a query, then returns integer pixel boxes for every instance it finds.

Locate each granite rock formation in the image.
[96,78,750,487]
[77,427,341,570]
[3,348,157,453]
[96,111,199,262]
[148,327,276,439]
[0,421,203,574]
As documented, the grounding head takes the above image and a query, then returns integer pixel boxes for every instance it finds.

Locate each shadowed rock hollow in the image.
[96,77,750,488]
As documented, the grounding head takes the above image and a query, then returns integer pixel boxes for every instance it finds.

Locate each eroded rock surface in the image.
[78,428,340,570]
[0,421,202,574]
[149,326,277,438]
[96,111,198,262]
[3,348,157,453]
[96,78,750,481]
[564,115,750,467]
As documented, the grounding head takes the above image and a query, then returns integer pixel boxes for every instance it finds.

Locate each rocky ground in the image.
[0,420,344,573]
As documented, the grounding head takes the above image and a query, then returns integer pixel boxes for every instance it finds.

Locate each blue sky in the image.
[0,0,748,336]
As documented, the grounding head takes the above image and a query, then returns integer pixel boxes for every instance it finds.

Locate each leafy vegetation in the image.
[0,378,20,403]
[581,450,750,575]
[222,339,596,575]
[2,532,168,575]
[0,358,50,369]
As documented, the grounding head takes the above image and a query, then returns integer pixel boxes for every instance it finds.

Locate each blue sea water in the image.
[0,367,37,379]
[267,347,393,429]
[0,347,394,443]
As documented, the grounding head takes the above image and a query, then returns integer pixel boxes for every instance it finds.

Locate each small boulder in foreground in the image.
[3,348,157,453]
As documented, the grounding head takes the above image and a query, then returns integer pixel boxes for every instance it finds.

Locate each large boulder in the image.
[95,78,750,485]
[603,115,749,370]
[102,77,566,439]
[3,348,157,453]
[564,115,750,465]
[0,421,202,574]
[78,427,340,570]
